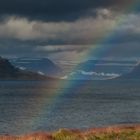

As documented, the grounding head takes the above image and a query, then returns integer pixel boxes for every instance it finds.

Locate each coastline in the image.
[1,124,140,140]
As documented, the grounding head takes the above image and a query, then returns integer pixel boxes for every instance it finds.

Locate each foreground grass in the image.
[52,128,140,140]
[1,125,140,140]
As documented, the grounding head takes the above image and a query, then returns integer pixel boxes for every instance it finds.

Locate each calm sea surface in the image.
[0,80,140,135]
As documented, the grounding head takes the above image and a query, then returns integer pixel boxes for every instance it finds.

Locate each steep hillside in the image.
[11,57,62,77]
[118,63,140,79]
[0,57,54,80]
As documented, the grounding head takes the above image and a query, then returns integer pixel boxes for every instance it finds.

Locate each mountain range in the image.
[67,60,135,80]
[10,57,62,77]
[0,56,140,80]
[77,60,135,73]
[0,57,55,80]
[118,62,140,79]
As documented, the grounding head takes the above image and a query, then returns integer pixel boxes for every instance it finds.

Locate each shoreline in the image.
[1,124,140,140]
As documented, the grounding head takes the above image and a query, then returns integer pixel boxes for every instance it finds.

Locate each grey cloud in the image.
[0,9,140,59]
[0,10,117,43]
[35,45,88,53]
[0,0,138,21]
[0,11,140,45]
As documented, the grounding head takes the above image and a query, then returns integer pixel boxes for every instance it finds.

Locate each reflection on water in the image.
[0,80,140,135]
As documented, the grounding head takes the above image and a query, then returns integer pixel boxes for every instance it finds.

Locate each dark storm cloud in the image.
[0,12,140,45]
[0,0,138,21]
[0,0,140,59]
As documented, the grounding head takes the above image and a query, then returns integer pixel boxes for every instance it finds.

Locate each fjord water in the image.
[0,80,140,135]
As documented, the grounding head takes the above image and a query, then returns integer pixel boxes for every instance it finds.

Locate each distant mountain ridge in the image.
[10,57,62,77]
[0,57,55,80]
[66,60,135,80]
[1,56,138,80]
[118,63,140,79]
[77,60,135,73]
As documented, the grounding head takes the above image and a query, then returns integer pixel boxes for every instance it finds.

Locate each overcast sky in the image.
[0,0,140,60]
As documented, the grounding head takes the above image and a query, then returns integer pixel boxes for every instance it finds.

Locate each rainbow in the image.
[24,0,139,132]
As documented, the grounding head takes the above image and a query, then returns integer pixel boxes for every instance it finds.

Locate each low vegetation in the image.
[0,125,140,140]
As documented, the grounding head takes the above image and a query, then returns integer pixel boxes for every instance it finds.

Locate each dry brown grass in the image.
[0,125,140,140]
